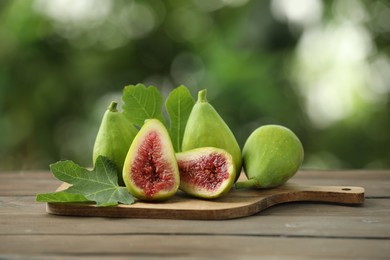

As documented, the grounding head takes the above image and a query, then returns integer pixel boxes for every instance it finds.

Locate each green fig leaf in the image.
[36,156,135,207]
[36,191,90,203]
[165,85,195,152]
[122,83,165,127]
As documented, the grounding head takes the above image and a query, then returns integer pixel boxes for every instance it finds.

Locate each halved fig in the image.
[176,147,236,199]
[122,119,180,201]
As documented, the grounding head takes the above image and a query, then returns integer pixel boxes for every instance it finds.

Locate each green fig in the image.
[235,125,304,189]
[181,89,242,181]
[122,119,180,201]
[93,101,138,186]
[176,147,236,199]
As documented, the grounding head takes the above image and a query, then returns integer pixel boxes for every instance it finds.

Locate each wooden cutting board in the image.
[46,183,364,220]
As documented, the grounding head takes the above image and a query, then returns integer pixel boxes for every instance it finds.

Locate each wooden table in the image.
[0,170,389,259]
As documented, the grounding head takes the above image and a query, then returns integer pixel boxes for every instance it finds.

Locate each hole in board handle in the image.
[342,188,352,191]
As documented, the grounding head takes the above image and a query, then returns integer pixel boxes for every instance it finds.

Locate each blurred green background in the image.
[1,0,389,171]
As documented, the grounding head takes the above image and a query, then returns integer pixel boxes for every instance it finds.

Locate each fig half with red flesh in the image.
[122,119,180,201]
[176,147,236,199]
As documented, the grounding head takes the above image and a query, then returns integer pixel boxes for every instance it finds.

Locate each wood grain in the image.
[1,235,389,259]
[46,183,364,220]
[2,211,389,238]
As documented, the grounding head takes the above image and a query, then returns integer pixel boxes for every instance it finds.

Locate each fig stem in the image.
[235,179,260,189]
[198,89,208,103]
[108,101,118,112]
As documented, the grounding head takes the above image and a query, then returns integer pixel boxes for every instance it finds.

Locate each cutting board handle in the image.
[262,185,365,206]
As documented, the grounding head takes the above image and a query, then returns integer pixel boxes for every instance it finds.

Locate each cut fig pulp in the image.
[176,147,236,199]
[123,119,180,201]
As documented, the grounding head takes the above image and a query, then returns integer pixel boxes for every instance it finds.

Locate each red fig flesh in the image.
[176,147,236,199]
[123,119,180,201]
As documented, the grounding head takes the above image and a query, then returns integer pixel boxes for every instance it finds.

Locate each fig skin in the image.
[122,119,180,201]
[236,125,304,189]
[176,147,236,199]
[181,89,242,182]
[93,101,138,186]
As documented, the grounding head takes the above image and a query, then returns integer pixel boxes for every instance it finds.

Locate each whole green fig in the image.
[235,125,304,189]
[181,89,242,181]
[93,101,138,186]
